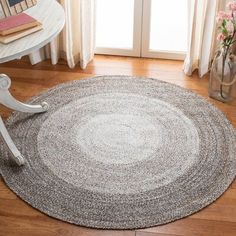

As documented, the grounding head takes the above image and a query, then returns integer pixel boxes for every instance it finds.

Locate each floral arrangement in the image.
[210,1,236,102]
[216,1,236,49]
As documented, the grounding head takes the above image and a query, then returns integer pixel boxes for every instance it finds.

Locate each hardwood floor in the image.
[0,55,236,236]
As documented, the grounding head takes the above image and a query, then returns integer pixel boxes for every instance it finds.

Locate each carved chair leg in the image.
[0,74,49,166]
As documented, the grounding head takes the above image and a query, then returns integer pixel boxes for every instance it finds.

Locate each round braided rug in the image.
[0,76,236,229]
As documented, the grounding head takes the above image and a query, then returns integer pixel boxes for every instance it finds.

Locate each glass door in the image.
[141,0,188,59]
[95,0,143,57]
[95,0,188,60]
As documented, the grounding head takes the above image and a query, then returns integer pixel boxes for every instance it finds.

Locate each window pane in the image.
[150,0,188,52]
[95,0,134,49]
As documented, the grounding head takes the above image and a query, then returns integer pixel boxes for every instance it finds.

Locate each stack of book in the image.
[0,12,42,44]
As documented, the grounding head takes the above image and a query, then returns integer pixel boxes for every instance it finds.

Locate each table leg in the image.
[0,115,25,166]
[0,74,49,166]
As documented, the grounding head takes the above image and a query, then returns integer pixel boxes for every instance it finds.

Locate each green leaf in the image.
[222,19,227,27]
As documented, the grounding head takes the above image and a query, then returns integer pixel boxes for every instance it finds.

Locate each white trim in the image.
[133,0,143,56]
[142,50,186,60]
[95,0,143,57]
[141,0,151,58]
[95,47,138,57]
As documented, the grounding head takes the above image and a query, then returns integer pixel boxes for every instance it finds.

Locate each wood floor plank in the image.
[189,204,236,223]
[0,216,135,236]
[232,181,236,189]
[212,189,236,205]
[136,232,181,236]
[0,55,236,236]
[0,179,17,200]
[138,218,236,236]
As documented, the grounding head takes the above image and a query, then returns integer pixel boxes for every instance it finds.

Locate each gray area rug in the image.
[0,75,236,229]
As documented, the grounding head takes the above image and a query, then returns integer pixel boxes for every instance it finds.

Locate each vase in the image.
[209,47,236,102]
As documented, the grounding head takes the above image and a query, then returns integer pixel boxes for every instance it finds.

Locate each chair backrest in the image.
[0,0,37,17]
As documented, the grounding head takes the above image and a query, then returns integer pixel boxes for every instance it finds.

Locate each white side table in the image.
[0,0,65,166]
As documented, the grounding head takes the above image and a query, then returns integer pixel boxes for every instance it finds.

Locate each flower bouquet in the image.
[209,1,236,102]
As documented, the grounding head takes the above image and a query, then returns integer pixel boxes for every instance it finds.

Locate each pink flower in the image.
[217,33,226,41]
[227,1,236,11]
[216,11,233,23]
[226,21,235,35]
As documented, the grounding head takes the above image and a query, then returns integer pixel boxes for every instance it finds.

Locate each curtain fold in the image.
[29,0,95,69]
[184,0,226,77]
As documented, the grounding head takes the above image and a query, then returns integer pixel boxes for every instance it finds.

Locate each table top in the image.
[0,0,65,63]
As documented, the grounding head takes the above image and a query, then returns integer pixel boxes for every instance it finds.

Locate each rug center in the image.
[37,93,200,194]
[74,114,162,164]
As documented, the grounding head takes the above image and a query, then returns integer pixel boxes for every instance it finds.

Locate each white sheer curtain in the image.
[29,0,95,69]
[184,0,226,77]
